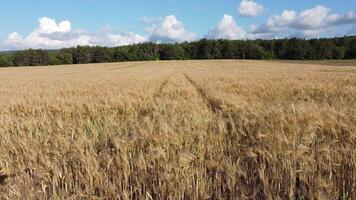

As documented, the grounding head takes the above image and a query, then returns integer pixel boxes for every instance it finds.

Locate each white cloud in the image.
[3,17,87,50]
[90,31,147,47]
[37,17,71,34]
[238,0,264,17]
[2,17,147,50]
[206,15,247,39]
[263,6,329,31]
[149,15,197,42]
[2,7,356,50]
[327,11,356,26]
[265,10,297,30]
[297,5,330,29]
[2,15,198,50]
[252,6,356,38]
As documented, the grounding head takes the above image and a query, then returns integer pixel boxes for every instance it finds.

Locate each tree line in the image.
[1,35,356,67]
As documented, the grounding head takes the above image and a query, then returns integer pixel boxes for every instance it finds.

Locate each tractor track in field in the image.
[183,73,238,140]
[183,73,239,199]
[155,78,170,97]
[184,72,281,200]
[153,75,172,99]
[108,63,143,71]
[183,73,231,115]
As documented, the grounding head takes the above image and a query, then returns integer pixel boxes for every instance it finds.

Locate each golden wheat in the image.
[0,60,355,199]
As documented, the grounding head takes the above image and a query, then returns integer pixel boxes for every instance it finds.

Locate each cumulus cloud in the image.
[327,11,356,26]
[297,5,330,29]
[206,15,247,39]
[238,0,263,17]
[37,17,71,34]
[252,5,356,38]
[261,6,330,31]
[2,7,356,50]
[2,15,198,50]
[265,10,297,30]
[148,15,197,42]
[90,32,147,47]
[4,17,90,50]
[2,17,147,50]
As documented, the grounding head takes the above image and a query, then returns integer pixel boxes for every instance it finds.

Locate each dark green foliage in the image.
[332,47,346,59]
[2,35,356,67]
[136,43,160,61]
[345,37,356,59]
[313,39,335,59]
[197,39,215,59]
[57,49,74,64]
[12,49,49,66]
[0,54,13,67]
[72,46,92,64]
[92,47,113,63]
[113,47,130,62]
[113,43,159,62]
[159,44,185,60]
[285,38,311,60]
[48,49,74,65]
[49,54,62,65]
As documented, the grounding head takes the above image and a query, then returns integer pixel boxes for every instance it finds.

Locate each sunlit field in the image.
[0,60,355,199]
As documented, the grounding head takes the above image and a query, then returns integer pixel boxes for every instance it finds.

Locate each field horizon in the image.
[0,60,355,199]
[2,59,356,68]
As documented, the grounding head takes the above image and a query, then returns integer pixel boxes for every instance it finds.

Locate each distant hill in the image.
[0,49,59,55]
[0,50,17,55]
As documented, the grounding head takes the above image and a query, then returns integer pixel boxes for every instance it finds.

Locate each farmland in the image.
[0,60,355,199]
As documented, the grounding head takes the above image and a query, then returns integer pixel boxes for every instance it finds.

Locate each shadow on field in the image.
[0,175,9,186]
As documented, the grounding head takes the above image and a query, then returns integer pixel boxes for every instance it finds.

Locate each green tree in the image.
[113,47,130,62]
[12,49,49,66]
[4,35,356,67]
[181,42,197,59]
[285,38,311,60]
[311,39,335,59]
[57,49,73,64]
[332,47,346,59]
[197,39,214,59]
[345,38,356,59]
[72,46,92,64]
[159,44,186,60]
[136,43,160,60]
[220,40,233,59]
[275,39,288,59]
[49,53,62,65]
[0,55,13,67]
[92,47,112,63]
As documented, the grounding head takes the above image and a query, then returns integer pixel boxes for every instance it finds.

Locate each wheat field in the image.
[0,60,355,199]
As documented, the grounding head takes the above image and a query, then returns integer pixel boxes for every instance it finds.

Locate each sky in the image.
[0,0,355,50]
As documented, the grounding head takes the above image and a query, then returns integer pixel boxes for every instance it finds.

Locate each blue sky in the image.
[0,0,355,50]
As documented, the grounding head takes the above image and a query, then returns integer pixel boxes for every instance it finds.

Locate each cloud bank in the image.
[252,5,356,38]
[2,17,147,50]
[1,4,356,50]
